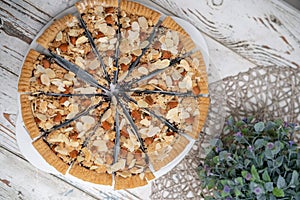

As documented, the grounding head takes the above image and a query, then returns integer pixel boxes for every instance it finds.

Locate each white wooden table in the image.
[0,0,299,199]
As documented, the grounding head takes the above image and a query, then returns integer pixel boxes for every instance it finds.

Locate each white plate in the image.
[16,2,209,189]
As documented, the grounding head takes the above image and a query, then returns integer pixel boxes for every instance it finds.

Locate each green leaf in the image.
[254,122,265,132]
[219,151,228,161]
[257,195,267,200]
[275,156,284,167]
[289,170,299,188]
[227,117,234,126]
[251,165,260,181]
[262,170,271,182]
[213,156,219,164]
[207,179,216,190]
[265,121,276,131]
[273,187,285,197]
[265,149,273,159]
[242,171,249,178]
[221,191,229,198]
[265,182,274,192]
[235,177,243,185]
[272,141,283,155]
[234,188,242,197]
[254,139,266,149]
[221,180,227,186]
[277,175,286,189]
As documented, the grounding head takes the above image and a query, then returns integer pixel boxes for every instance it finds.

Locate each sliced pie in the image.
[18,0,210,189]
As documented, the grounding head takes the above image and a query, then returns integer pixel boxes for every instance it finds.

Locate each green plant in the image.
[198,117,300,200]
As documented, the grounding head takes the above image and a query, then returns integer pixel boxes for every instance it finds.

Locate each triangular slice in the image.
[36,15,107,86]
[32,101,109,174]
[18,49,101,94]
[75,0,119,81]
[20,94,104,139]
[128,92,209,139]
[124,100,190,171]
[129,51,209,95]
[116,0,161,82]
[121,16,196,85]
[112,102,155,190]
[69,105,115,185]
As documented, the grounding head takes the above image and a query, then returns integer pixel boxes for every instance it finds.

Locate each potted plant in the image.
[198,117,300,200]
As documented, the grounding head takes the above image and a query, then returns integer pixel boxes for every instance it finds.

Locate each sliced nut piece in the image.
[162,50,172,59]
[138,66,148,75]
[105,15,114,25]
[153,59,170,69]
[42,59,50,68]
[128,159,136,169]
[55,31,63,41]
[105,7,114,13]
[166,107,180,123]
[53,113,62,123]
[54,146,68,155]
[69,150,78,158]
[131,21,140,31]
[130,167,144,174]
[102,121,111,130]
[40,74,50,86]
[35,113,47,122]
[93,140,108,152]
[137,100,148,108]
[145,96,154,105]
[101,108,112,122]
[110,159,126,172]
[70,36,77,45]
[147,126,160,137]
[138,17,148,30]
[59,43,68,52]
[45,68,56,78]
[192,85,200,95]
[81,116,95,125]
[179,59,190,71]
[140,118,151,127]
[75,36,88,46]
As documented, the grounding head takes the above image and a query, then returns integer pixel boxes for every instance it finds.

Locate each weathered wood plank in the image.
[151,0,300,68]
[0,146,96,200]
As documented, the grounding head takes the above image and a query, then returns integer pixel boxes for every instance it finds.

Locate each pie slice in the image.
[116,0,161,82]
[121,16,196,85]
[20,93,104,138]
[69,104,115,185]
[18,49,101,94]
[33,101,109,174]
[124,100,190,170]
[36,15,108,86]
[76,0,119,81]
[112,103,155,189]
[129,51,209,95]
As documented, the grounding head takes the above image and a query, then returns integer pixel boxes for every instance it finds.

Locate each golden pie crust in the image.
[18,0,210,189]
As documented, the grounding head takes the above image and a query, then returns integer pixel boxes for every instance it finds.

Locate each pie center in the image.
[109,83,119,96]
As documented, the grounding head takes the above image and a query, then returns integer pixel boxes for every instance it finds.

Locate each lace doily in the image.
[151,65,300,199]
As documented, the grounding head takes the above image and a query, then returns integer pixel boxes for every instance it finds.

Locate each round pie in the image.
[18,0,210,189]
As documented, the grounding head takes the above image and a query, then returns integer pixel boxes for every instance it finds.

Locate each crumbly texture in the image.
[18,0,210,189]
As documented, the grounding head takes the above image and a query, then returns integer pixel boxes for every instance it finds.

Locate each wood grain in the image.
[151,0,300,68]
